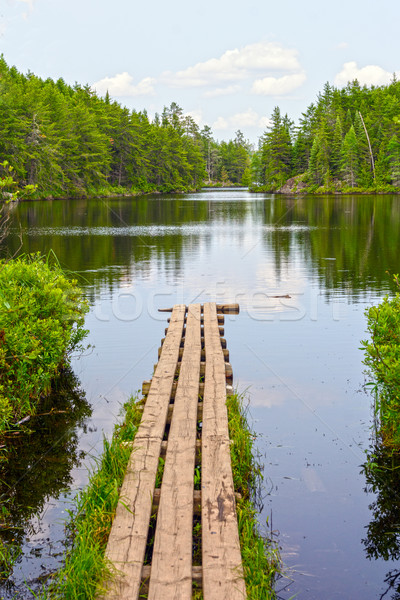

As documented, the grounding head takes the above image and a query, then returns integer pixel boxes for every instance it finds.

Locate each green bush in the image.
[362,274,400,446]
[0,253,88,434]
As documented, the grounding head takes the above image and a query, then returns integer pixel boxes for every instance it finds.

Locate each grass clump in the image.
[40,396,143,599]
[0,253,88,435]
[361,274,400,446]
[227,392,281,599]
[0,536,21,581]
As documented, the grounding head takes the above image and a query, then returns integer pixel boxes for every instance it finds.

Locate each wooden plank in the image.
[143,380,211,398]
[142,566,203,593]
[151,489,242,515]
[167,315,224,325]
[159,439,201,460]
[201,302,246,599]
[216,303,240,314]
[148,303,202,599]
[158,346,229,361]
[159,303,239,314]
[101,304,186,600]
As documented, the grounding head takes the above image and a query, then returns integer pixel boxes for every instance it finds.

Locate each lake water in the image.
[2,188,400,599]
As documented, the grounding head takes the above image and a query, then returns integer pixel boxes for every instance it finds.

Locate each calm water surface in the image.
[2,188,400,599]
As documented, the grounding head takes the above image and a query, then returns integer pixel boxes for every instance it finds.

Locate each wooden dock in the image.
[102,302,246,599]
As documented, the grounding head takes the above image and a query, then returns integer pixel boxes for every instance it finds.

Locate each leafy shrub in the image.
[0,253,88,434]
[362,275,400,446]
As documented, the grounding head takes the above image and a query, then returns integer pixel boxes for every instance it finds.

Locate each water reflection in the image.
[362,443,400,599]
[4,194,400,298]
[0,369,91,594]
[261,195,400,297]
[2,189,400,598]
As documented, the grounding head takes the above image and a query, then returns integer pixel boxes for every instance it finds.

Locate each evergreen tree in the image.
[232,130,251,183]
[250,151,263,185]
[331,116,343,178]
[341,126,359,187]
[308,120,330,184]
[386,134,400,185]
[260,107,293,189]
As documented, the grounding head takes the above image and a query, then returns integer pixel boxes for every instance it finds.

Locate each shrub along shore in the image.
[362,274,400,447]
[38,392,282,599]
[0,253,89,438]
[0,253,89,580]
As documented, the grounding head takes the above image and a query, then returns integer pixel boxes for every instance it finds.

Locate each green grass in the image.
[227,392,282,599]
[38,396,143,599]
[0,535,21,581]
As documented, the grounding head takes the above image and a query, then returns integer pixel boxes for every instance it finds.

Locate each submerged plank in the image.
[148,303,202,599]
[201,302,246,599]
[101,304,186,600]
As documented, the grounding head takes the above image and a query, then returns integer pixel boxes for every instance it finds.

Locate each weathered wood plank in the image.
[101,304,186,600]
[160,303,239,314]
[143,379,210,398]
[201,302,246,599]
[148,303,202,599]
[158,346,229,361]
[151,488,242,515]
[167,315,224,325]
[142,566,203,593]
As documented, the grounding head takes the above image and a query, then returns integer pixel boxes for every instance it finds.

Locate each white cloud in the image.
[17,0,35,9]
[203,85,241,98]
[334,61,400,87]
[252,71,306,95]
[259,116,273,129]
[92,72,156,97]
[16,0,35,18]
[213,116,229,130]
[232,108,261,128]
[213,109,271,131]
[162,41,302,88]
[184,109,203,127]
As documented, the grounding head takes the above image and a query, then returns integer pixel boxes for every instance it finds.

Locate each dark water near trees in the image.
[2,188,400,599]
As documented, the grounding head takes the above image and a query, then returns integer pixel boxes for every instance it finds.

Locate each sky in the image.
[1,0,400,144]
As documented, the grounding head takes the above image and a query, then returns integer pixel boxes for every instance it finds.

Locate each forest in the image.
[2,55,400,197]
[252,79,400,193]
[0,56,251,198]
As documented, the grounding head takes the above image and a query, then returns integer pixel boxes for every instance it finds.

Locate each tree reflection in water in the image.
[0,368,91,590]
[362,442,400,599]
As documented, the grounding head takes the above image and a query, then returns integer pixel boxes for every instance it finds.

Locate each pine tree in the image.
[308,120,330,185]
[386,134,400,185]
[250,151,263,185]
[330,116,343,178]
[341,126,359,187]
[260,107,293,189]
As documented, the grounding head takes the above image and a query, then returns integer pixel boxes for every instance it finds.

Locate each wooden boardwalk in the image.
[102,302,246,599]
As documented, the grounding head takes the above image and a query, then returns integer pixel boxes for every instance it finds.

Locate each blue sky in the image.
[1,0,400,143]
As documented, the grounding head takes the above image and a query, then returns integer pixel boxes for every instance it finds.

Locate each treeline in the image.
[0,56,204,195]
[0,57,252,197]
[200,127,251,186]
[252,79,400,193]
